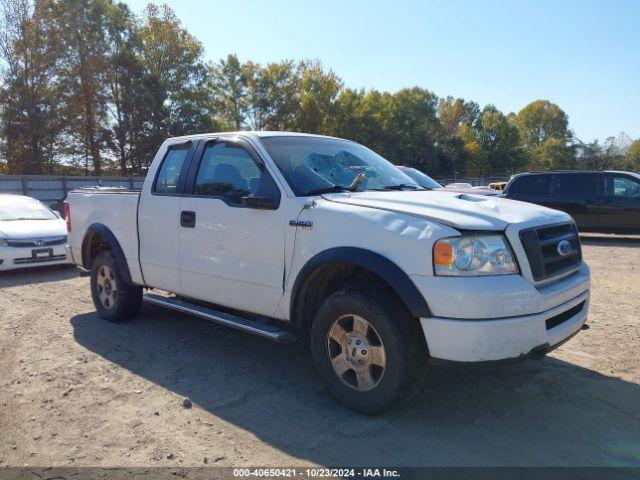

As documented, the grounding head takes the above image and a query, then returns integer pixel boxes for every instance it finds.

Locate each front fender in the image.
[290,247,431,320]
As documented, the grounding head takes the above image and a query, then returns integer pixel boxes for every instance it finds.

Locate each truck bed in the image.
[66,188,144,284]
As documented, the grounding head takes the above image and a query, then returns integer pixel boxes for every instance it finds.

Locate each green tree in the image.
[515,100,574,170]
[0,0,62,174]
[103,1,146,175]
[385,87,440,171]
[534,138,576,170]
[598,132,633,170]
[137,3,214,167]
[436,97,481,176]
[332,88,364,138]
[244,60,299,131]
[294,60,342,134]
[575,140,604,169]
[626,139,640,171]
[515,99,571,149]
[210,54,248,130]
[49,0,121,174]
[437,97,480,137]
[477,106,526,173]
[453,120,489,177]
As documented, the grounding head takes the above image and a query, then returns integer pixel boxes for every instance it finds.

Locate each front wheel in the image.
[90,250,142,322]
[311,288,428,413]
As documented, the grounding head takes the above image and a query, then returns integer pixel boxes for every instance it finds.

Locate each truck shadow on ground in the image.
[71,305,640,467]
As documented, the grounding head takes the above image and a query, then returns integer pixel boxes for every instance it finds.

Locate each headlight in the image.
[433,234,518,276]
[0,238,7,247]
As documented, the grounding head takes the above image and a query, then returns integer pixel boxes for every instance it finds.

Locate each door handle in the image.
[180,210,196,228]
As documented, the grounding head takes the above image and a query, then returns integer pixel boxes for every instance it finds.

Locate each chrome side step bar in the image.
[143,294,296,344]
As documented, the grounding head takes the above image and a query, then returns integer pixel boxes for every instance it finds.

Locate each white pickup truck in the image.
[66,132,590,413]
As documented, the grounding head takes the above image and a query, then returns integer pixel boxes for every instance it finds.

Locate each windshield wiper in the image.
[303,185,358,196]
[380,184,423,191]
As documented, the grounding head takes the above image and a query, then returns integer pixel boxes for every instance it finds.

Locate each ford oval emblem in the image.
[557,240,572,257]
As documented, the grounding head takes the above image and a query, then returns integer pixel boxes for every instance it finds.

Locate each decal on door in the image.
[289,219,313,229]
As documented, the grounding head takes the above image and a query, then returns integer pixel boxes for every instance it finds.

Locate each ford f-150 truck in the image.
[66,132,590,413]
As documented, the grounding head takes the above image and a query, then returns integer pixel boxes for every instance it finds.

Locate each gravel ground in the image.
[0,235,639,468]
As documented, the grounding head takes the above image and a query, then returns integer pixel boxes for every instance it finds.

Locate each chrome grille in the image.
[5,236,67,247]
[519,223,582,282]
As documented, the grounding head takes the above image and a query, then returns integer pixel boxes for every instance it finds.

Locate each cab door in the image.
[138,141,195,293]
[178,139,287,316]
[599,173,640,232]
[547,173,600,231]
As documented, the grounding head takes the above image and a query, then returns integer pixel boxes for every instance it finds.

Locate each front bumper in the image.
[411,262,591,363]
[420,289,589,363]
[0,244,69,271]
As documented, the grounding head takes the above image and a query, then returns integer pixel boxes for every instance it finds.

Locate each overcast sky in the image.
[127,0,640,142]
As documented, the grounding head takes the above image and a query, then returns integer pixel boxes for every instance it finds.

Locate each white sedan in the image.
[0,194,69,271]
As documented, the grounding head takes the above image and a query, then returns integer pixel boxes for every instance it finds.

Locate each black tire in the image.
[310,288,427,414]
[90,250,142,322]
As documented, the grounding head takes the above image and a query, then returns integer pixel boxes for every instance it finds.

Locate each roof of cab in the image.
[165,131,347,143]
[513,170,638,175]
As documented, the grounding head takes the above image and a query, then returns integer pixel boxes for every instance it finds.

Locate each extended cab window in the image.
[509,175,549,194]
[154,146,190,194]
[194,142,280,206]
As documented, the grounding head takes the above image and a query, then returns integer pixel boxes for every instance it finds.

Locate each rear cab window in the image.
[153,144,192,194]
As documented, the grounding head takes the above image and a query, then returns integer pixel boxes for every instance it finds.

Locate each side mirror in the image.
[241,196,279,210]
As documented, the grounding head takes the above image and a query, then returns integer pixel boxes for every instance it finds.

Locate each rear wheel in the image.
[90,250,142,322]
[311,288,427,413]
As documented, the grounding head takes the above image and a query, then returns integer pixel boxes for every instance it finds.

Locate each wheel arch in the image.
[81,223,133,284]
[290,247,431,327]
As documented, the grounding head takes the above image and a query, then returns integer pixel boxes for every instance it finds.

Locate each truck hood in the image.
[0,218,67,239]
[321,190,568,230]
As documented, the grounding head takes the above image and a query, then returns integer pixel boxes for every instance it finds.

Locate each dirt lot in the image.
[1,236,639,468]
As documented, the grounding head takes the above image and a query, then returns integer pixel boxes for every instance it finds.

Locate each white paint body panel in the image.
[421,290,589,362]
[138,193,182,292]
[323,190,568,231]
[178,196,297,315]
[65,131,592,364]
[137,139,189,292]
[66,190,144,284]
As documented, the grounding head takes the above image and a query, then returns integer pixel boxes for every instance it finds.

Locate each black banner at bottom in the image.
[0,467,639,480]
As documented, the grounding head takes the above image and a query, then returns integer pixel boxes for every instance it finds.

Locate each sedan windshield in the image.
[260,136,421,196]
[0,197,57,221]
[399,167,443,190]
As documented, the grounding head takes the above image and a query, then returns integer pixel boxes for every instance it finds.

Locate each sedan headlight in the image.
[434,234,518,276]
[0,238,7,247]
